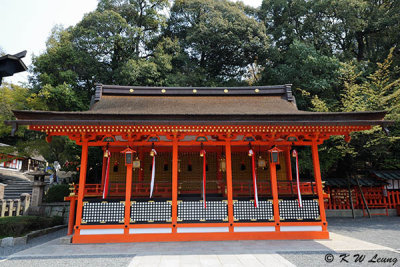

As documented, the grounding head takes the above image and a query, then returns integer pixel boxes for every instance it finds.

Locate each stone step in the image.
[5,185,33,187]
[6,186,32,188]
[4,189,32,192]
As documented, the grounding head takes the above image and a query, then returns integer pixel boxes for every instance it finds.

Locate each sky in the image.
[0,0,263,85]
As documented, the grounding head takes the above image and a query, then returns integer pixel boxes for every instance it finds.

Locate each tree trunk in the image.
[356,31,365,61]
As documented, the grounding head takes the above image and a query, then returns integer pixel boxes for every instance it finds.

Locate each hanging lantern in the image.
[120,147,136,166]
[103,143,110,158]
[219,157,226,172]
[268,146,282,164]
[257,156,266,168]
[150,142,156,156]
[200,142,205,157]
[133,157,141,169]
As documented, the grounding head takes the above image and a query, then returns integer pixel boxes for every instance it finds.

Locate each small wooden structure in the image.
[0,51,27,86]
[6,84,389,243]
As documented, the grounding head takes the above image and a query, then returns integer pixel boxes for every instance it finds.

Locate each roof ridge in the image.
[94,83,295,102]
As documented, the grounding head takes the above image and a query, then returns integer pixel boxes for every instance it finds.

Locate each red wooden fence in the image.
[324,186,400,210]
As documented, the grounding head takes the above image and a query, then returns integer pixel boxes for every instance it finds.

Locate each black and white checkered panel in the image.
[279,199,320,221]
[233,200,274,221]
[81,201,125,224]
[177,201,228,222]
[130,201,172,223]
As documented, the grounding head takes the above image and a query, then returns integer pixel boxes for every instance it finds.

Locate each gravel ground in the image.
[327,216,400,250]
[0,254,133,267]
[281,216,400,266]
[0,228,68,258]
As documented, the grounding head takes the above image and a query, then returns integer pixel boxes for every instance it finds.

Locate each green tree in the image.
[259,0,400,63]
[97,0,170,57]
[166,0,269,85]
[311,48,400,173]
[37,83,86,111]
[0,83,45,139]
[0,83,83,167]
[261,40,341,110]
[30,0,170,106]
[30,26,87,100]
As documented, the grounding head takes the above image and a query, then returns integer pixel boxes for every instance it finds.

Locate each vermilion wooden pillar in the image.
[66,196,76,235]
[269,162,280,231]
[225,140,234,232]
[124,163,133,233]
[172,138,178,232]
[311,141,328,230]
[74,139,89,233]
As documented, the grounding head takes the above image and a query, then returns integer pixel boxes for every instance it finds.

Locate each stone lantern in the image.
[26,170,50,207]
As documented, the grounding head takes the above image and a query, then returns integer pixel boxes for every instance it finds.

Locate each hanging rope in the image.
[249,148,259,208]
[102,150,111,199]
[150,148,157,198]
[200,148,207,208]
[292,149,303,207]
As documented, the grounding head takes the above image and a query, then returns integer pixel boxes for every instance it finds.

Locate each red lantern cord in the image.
[150,148,157,198]
[102,150,111,199]
[249,149,259,208]
[292,149,303,207]
[201,149,207,209]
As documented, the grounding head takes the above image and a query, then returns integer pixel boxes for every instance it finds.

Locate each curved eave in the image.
[4,119,391,127]
[5,110,391,127]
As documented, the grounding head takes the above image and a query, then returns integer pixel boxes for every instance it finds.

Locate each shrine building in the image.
[5,84,389,243]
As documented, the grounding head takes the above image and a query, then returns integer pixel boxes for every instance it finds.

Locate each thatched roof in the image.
[6,84,389,127]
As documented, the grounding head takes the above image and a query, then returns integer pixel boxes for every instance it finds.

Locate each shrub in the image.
[0,216,64,238]
[43,184,70,202]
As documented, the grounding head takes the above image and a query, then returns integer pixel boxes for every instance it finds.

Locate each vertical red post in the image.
[74,139,89,233]
[67,197,76,235]
[172,138,178,233]
[386,189,391,209]
[225,140,234,232]
[270,162,280,231]
[124,164,133,233]
[311,141,327,231]
[392,191,395,209]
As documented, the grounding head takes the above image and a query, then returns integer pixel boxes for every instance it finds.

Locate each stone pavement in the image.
[1,217,400,266]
